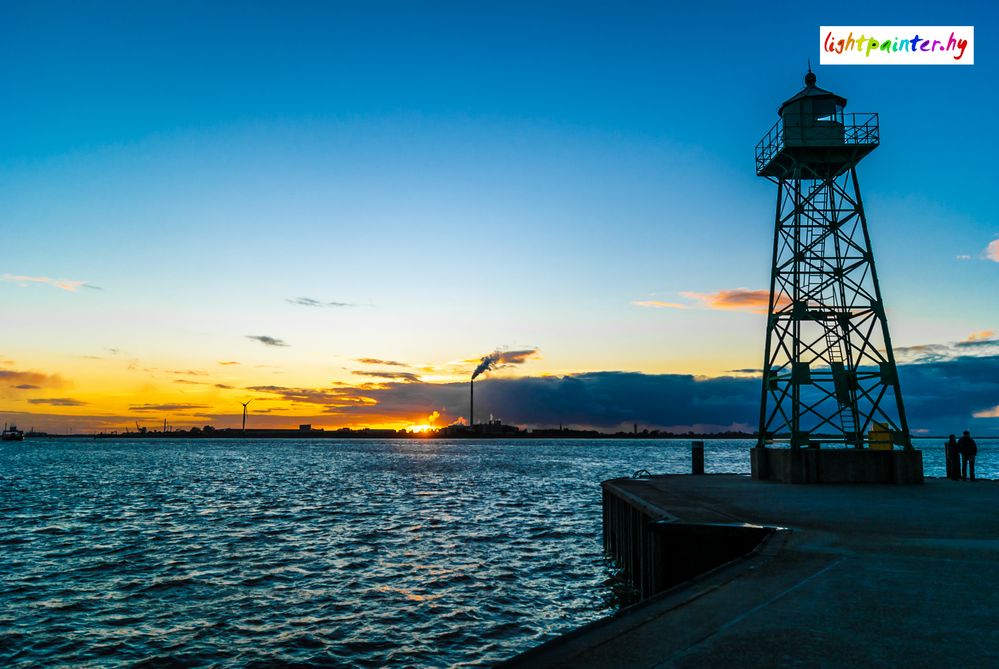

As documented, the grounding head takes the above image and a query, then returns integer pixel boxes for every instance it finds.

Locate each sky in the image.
[2,1,996,434]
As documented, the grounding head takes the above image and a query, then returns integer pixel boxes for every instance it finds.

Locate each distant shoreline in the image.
[17,429,991,441]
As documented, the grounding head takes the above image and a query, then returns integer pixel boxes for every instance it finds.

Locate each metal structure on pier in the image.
[755,70,911,449]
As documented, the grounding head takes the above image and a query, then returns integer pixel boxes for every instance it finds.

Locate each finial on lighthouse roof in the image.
[805,60,816,87]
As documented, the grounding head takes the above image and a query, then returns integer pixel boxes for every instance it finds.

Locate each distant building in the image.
[440,418,520,437]
[299,424,312,431]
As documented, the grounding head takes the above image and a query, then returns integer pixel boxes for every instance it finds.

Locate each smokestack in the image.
[470,379,474,427]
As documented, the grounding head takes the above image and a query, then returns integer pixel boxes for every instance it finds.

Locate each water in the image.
[0,437,985,666]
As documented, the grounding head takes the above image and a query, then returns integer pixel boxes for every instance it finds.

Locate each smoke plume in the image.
[471,348,538,380]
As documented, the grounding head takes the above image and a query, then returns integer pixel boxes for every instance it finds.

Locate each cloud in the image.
[893,343,951,363]
[632,300,692,309]
[0,369,66,389]
[1,274,101,292]
[356,358,409,367]
[322,371,758,432]
[15,384,40,390]
[129,403,211,412]
[956,255,972,261]
[897,335,999,363]
[168,369,208,376]
[286,297,357,308]
[352,370,422,383]
[955,338,999,351]
[247,385,375,408]
[246,335,289,347]
[218,361,240,366]
[27,397,87,407]
[898,355,999,430]
[298,354,999,433]
[215,383,235,389]
[680,289,781,313]
[633,289,788,314]
[987,240,999,262]
[965,331,995,343]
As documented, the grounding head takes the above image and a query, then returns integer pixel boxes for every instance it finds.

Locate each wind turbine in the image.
[240,400,252,434]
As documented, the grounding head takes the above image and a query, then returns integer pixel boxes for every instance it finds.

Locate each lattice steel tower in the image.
[755,71,911,450]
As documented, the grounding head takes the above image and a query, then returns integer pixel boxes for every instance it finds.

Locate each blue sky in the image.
[1,1,996,433]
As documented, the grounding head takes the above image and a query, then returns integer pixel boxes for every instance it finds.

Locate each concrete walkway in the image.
[505,475,999,669]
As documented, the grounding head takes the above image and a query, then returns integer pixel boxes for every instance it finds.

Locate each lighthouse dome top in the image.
[778,71,847,116]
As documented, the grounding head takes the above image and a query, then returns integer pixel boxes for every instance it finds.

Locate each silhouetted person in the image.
[958,430,977,481]
[946,434,960,480]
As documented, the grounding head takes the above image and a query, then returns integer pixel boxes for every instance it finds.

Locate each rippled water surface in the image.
[0,437,984,666]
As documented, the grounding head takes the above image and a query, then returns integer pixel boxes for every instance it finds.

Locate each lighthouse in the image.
[754,70,911,454]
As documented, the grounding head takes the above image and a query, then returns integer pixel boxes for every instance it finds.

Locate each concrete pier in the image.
[503,475,999,668]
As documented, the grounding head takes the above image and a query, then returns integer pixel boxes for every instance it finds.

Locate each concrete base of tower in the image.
[750,446,923,484]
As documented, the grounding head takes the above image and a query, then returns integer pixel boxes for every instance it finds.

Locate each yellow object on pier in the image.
[869,422,892,450]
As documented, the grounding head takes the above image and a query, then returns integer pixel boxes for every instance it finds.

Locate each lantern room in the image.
[756,71,879,179]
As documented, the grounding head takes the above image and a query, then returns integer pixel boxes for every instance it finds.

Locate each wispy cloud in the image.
[895,334,999,363]
[352,370,422,383]
[246,335,289,347]
[28,397,86,407]
[632,300,692,309]
[893,343,951,363]
[129,403,211,412]
[633,289,785,314]
[356,358,409,367]
[0,369,66,389]
[956,254,972,261]
[954,337,999,351]
[218,361,240,366]
[247,385,375,408]
[965,330,996,343]
[681,289,781,313]
[286,297,357,308]
[1,274,101,292]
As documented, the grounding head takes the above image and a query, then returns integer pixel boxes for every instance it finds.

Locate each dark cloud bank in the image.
[328,355,999,434]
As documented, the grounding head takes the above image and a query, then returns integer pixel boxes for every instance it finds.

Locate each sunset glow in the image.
[1,3,995,436]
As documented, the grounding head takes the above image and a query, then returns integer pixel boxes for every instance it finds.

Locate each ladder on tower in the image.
[816,181,859,444]
[804,183,859,445]
[826,315,859,444]
[803,184,828,308]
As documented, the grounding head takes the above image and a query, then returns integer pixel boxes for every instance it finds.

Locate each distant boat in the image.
[2,424,25,441]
